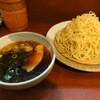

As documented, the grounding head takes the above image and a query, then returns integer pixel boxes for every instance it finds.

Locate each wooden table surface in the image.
[0,0,100,100]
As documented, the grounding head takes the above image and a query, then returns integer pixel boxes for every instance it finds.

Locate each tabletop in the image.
[0,0,100,100]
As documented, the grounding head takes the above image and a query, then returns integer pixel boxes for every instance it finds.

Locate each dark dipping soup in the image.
[0,40,51,83]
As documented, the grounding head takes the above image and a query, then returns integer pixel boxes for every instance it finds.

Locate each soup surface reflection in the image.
[0,40,51,83]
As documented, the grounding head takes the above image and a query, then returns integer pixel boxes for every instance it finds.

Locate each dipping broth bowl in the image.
[0,32,56,90]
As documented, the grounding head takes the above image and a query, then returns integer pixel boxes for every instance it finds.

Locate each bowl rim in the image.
[0,31,56,86]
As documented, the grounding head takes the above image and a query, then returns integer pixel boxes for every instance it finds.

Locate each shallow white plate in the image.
[46,21,100,72]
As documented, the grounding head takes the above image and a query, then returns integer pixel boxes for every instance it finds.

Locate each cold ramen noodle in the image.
[55,11,100,64]
[0,40,51,82]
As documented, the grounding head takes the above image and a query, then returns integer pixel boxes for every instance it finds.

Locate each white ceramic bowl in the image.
[0,32,55,90]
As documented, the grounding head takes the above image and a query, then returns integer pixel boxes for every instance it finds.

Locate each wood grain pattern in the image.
[0,0,100,100]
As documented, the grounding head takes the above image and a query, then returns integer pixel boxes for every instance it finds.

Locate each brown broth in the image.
[0,40,51,83]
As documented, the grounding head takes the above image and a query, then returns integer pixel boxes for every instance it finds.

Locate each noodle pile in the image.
[55,11,100,60]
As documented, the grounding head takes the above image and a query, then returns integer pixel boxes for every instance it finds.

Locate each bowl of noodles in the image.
[46,11,100,72]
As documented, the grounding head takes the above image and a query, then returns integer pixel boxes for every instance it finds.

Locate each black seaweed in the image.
[0,49,32,82]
